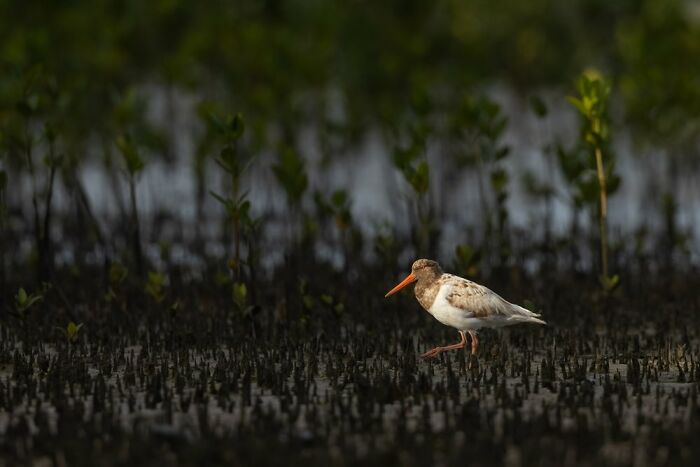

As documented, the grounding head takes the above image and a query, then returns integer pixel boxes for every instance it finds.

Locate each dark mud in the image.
[2,268,699,466]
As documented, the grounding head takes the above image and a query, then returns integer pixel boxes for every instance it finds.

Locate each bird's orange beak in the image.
[384,273,417,297]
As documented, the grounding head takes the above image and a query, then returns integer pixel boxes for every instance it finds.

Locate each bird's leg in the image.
[468,330,479,355]
[420,331,467,359]
[466,330,480,370]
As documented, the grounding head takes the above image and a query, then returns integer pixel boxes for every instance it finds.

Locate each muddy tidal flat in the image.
[2,272,700,467]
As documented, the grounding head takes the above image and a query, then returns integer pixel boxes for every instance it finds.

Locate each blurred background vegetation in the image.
[1,0,700,289]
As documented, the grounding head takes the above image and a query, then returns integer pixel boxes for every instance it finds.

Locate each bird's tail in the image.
[509,303,547,325]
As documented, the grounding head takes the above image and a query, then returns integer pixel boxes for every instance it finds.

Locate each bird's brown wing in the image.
[443,275,511,318]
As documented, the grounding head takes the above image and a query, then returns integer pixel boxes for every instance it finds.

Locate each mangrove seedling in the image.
[7,71,63,281]
[232,282,247,311]
[392,120,434,256]
[169,300,181,318]
[320,293,344,317]
[298,278,316,326]
[373,224,399,271]
[314,189,353,233]
[313,189,354,266]
[273,145,308,209]
[272,145,309,245]
[208,113,254,281]
[523,94,557,248]
[116,133,145,275]
[37,124,62,281]
[454,244,481,278]
[105,261,128,303]
[57,321,83,344]
[111,88,167,276]
[144,271,167,303]
[450,96,511,266]
[567,70,620,290]
[14,287,44,317]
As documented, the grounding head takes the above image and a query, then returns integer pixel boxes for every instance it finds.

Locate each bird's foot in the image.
[467,354,479,370]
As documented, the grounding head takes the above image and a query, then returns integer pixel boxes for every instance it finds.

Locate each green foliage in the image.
[490,167,509,207]
[297,278,344,320]
[116,134,144,176]
[404,160,430,195]
[232,282,247,310]
[617,0,700,145]
[393,122,430,195]
[299,279,315,322]
[567,71,611,149]
[451,95,511,260]
[207,113,245,146]
[42,123,60,161]
[452,96,508,156]
[210,114,246,180]
[599,274,620,293]
[555,144,621,207]
[57,321,83,344]
[0,0,696,165]
[207,112,259,281]
[522,171,554,200]
[314,189,353,231]
[145,271,167,303]
[567,70,619,284]
[273,146,308,206]
[373,225,398,267]
[106,262,128,302]
[0,0,698,305]
[169,300,181,318]
[562,72,622,207]
[210,191,251,225]
[110,262,129,284]
[392,119,436,255]
[111,89,167,158]
[14,287,43,315]
[320,293,345,315]
[330,190,352,230]
[454,244,481,277]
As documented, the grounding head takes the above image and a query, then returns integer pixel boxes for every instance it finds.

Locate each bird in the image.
[384,259,546,360]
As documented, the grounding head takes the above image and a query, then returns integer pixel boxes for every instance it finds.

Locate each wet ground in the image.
[1,270,699,466]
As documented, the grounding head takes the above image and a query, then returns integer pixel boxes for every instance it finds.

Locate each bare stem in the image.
[129,176,143,275]
[232,171,241,282]
[40,143,57,280]
[594,147,608,278]
[24,124,45,281]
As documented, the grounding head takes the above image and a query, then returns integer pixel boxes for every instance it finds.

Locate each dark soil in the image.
[2,263,700,466]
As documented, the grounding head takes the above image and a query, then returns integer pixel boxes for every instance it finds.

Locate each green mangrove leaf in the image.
[232,282,247,308]
[490,168,509,193]
[16,287,27,305]
[567,96,587,116]
[109,262,128,285]
[116,135,144,175]
[272,146,308,205]
[226,113,245,141]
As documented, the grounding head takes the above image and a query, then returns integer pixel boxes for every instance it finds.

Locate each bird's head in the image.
[385,259,442,297]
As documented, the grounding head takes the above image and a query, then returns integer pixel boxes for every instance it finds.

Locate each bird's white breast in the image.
[428,282,487,331]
